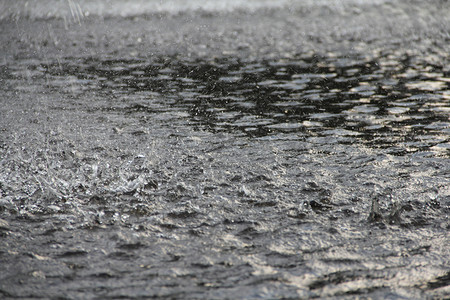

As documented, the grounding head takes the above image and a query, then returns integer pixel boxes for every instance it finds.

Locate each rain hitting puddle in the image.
[18,53,450,155]
[0,1,449,299]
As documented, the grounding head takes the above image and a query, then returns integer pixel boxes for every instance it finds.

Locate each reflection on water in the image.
[2,52,450,299]
[1,0,449,297]
[24,53,449,155]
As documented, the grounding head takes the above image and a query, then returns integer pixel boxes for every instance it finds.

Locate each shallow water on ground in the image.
[0,1,449,299]
[33,53,450,153]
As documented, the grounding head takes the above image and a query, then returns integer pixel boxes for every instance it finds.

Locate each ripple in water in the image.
[1,51,449,299]
[21,53,449,156]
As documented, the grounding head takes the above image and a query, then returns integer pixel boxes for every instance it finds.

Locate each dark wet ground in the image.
[0,1,449,299]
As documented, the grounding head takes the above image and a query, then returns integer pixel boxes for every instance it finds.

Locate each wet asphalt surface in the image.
[0,0,449,299]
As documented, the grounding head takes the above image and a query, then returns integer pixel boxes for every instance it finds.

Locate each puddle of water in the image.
[18,53,448,155]
[0,2,449,299]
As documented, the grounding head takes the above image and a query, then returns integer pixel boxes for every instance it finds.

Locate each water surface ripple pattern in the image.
[0,1,449,299]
